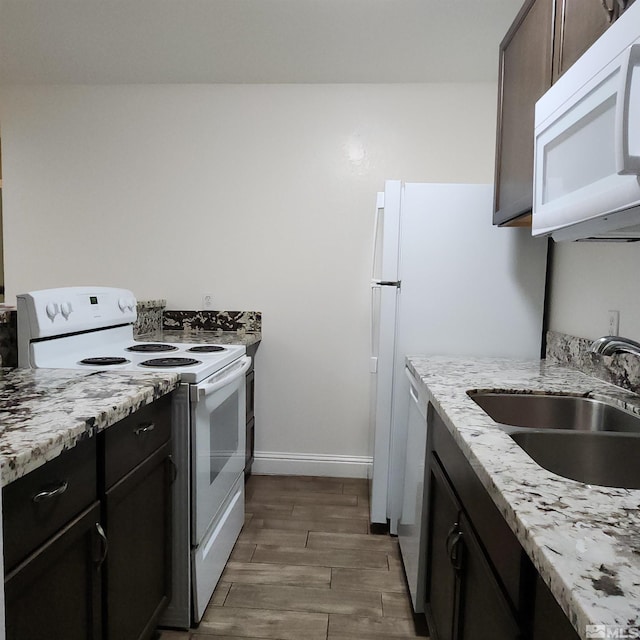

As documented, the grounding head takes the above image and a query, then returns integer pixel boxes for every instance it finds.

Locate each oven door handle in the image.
[197,356,252,398]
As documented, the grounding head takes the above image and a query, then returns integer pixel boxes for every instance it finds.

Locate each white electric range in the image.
[17,286,249,628]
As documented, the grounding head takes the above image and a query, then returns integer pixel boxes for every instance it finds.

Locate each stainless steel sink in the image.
[468,391,640,488]
[509,431,640,489]
[468,392,640,434]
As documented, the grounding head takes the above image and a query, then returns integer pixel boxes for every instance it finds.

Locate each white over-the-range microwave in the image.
[532,1,640,241]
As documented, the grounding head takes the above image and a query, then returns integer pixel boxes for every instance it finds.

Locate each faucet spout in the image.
[590,335,640,357]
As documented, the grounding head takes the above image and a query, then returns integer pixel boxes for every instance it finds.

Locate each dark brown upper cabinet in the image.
[553,0,614,82]
[493,0,554,227]
[493,0,630,227]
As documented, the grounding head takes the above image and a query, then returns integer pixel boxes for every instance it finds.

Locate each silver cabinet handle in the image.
[32,480,68,503]
[445,522,458,557]
[134,422,155,436]
[95,522,108,568]
[371,279,401,288]
[601,0,616,21]
[449,531,464,572]
[168,455,178,484]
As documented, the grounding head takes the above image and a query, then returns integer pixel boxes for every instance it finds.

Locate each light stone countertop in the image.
[407,355,640,640]
[137,329,262,348]
[0,367,179,487]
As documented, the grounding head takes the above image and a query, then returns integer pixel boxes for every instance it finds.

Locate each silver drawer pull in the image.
[32,480,69,503]
[134,422,155,436]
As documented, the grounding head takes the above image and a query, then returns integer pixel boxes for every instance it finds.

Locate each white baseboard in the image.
[252,451,373,479]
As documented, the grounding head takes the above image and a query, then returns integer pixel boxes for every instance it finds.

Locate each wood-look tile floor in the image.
[159,474,429,640]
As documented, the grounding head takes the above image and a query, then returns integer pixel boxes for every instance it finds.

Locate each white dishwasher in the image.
[397,366,430,613]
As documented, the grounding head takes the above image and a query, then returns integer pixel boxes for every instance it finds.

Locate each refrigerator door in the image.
[387,183,547,534]
[369,181,401,526]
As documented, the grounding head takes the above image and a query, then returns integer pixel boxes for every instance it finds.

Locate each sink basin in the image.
[509,431,640,489]
[469,392,640,434]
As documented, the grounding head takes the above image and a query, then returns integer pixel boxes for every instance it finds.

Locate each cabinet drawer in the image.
[103,394,172,489]
[3,436,97,572]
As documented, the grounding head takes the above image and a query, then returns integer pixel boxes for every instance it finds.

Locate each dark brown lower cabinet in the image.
[4,502,103,640]
[425,458,519,640]
[3,396,174,640]
[426,459,461,640]
[457,513,520,640]
[103,442,173,640]
[425,407,580,640]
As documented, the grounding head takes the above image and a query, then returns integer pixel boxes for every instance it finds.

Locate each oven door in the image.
[190,355,250,545]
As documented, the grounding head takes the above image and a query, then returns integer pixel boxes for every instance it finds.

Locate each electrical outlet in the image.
[202,294,214,310]
[608,310,620,336]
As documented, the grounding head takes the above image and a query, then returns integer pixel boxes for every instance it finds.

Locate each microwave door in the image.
[534,68,620,233]
[533,40,640,240]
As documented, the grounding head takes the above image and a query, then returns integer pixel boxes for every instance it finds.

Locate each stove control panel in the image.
[17,286,138,340]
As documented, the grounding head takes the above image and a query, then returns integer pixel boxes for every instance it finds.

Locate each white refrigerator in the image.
[369,181,547,543]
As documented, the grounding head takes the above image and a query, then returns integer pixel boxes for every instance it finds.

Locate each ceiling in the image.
[0,0,522,84]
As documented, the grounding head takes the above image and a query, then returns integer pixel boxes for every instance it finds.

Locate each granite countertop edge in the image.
[0,368,180,487]
[406,355,640,640]
[0,330,260,487]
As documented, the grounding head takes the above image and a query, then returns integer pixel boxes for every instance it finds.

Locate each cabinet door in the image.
[425,458,462,640]
[553,0,612,81]
[457,513,520,640]
[4,502,103,640]
[493,0,554,225]
[104,443,173,640]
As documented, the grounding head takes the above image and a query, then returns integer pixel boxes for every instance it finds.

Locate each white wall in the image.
[547,241,640,342]
[0,83,498,475]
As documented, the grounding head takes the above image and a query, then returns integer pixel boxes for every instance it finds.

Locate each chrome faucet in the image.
[590,335,640,356]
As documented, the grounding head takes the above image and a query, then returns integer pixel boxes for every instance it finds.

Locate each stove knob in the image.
[60,302,73,319]
[46,302,59,321]
[118,298,128,312]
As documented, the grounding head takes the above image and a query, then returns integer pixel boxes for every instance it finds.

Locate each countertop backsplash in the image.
[133,300,262,337]
[135,303,262,336]
[546,330,640,395]
[162,309,261,333]
[133,299,167,336]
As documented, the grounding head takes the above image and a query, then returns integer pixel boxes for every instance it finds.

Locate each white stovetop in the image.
[29,325,245,384]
